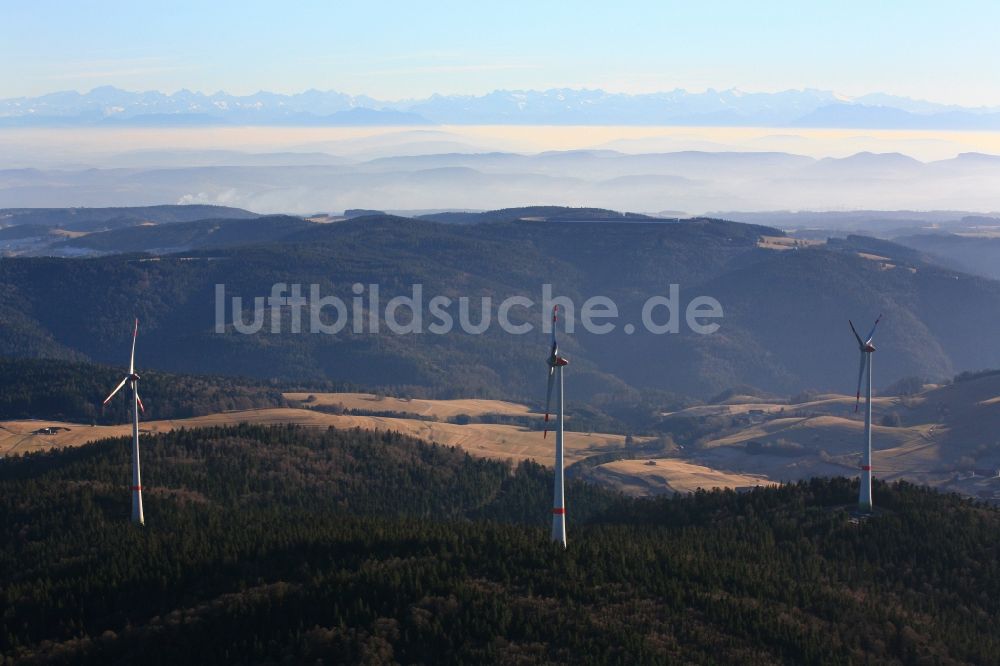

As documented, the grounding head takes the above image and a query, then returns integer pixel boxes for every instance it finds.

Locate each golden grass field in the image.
[756,236,825,251]
[0,403,630,468]
[590,459,776,495]
[695,415,938,477]
[661,393,897,419]
[6,378,1000,498]
[2,399,772,497]
[283,392,534,419]
[3,406,768,497]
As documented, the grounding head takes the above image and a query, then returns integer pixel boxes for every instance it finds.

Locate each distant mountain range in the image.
[5,86,1000,129]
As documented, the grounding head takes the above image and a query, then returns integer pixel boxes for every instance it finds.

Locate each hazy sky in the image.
[4,1,999,105]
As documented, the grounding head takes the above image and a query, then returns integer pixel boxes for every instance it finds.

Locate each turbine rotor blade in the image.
[854,352,867,412]
[134,384,145,415]
[550,305,559,348]
[849,320,863,348]
[543,367,555,438]
[864,314,882,345]
[103,376,129,405]
[129,318,138,375]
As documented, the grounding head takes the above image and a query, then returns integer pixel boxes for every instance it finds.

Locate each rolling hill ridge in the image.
[2,208,1000,401]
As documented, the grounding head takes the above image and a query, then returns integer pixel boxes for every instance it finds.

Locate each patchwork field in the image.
[0,393,761,497]
[283,392,534,419]
[665,375,1000,499]
[662,394,897,419]
[0,405,631,469]
[6,376,1000,499]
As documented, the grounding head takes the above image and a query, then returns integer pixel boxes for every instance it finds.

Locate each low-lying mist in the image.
[3,125,1000,214]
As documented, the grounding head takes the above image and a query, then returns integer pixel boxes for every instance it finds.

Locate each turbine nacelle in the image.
[849,315,881,350]
[548,354,569,367]
[103,374,144,412]
[849,314,882,413]
[102,320,145,414]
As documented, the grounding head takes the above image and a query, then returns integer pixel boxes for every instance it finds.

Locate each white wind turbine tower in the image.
[543,306,569,548]
[850,315,881,513]
[103,318,146,525]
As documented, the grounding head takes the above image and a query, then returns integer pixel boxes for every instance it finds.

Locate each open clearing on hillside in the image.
[283,392,534,419]
[0,407,636,469]
[702,415,923,451]
[662,394,898,419]
[757,235,824,251]
[591,459,776,495]
[696,415,938,476]
[7,381,1000,498]
[1,410,775,496]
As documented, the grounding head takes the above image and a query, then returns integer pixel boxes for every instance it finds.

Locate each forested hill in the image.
[0,205,259,232]
[58,214,312,254]
[0,358,287,424]
[4,212,1000,400]
[1,424,998,663]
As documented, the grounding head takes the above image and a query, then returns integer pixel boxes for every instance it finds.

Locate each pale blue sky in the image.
[4,0,999,105]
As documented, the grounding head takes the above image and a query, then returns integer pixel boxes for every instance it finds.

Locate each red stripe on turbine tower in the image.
[130,485,142,491]
[552,508,566,514]
[861,465,872,471]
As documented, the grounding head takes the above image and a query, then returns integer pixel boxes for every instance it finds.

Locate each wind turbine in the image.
[544,306,569,548]
[103,318,146,525]
[850,314,881,513]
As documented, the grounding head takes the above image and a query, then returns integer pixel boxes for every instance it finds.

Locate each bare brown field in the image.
[0,407,633,468]
[8,381,999,498]
[757,236,825,251]
[857,252,891,262]
[702,415,921,450]
[0,402,773,498]
[48,229,89,238]
[591,459,776,495]
[0,421,134,456]
[283,392,535,419]
[662,394,897,419]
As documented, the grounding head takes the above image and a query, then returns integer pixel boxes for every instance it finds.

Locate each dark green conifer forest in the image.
[0,358,287,424]
[2,425,998,664]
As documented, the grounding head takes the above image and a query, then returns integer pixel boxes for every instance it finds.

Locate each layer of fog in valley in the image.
[3,125,1000,214]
